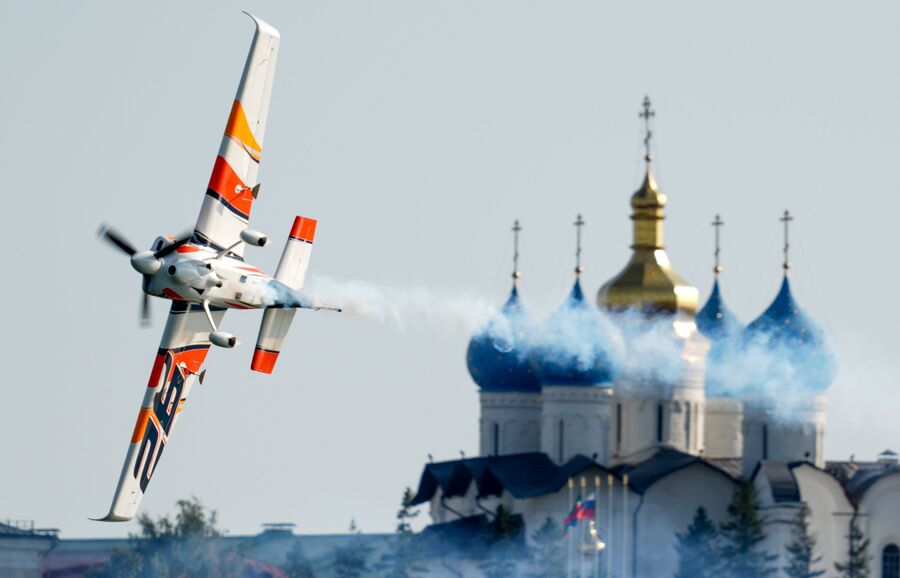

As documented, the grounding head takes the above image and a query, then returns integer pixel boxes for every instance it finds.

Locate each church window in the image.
[493,423,500,456]
[616,403,622,452]
[558,420,565,463]
[656,404,664,443]
[685,403,692,448]
[762,425,769,460]
[884,544,900,578]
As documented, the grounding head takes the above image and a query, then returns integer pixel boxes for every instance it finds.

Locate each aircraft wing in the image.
[94,302,226,522]
[192,13,280,259]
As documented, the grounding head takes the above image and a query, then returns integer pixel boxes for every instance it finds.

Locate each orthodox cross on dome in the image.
[639,95,656,162]
[511,219,522,284]
[712,214,724,277]
[781,209,794,273]
[574,213,586,276]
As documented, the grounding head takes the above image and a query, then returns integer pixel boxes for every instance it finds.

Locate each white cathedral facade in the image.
[411,134,900,577]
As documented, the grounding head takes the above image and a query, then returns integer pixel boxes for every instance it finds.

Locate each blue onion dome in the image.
[467,286,541,393]
[743,276,837,393]
[528,279,624,386]
[697,279,744,395]
[697,279,743,340]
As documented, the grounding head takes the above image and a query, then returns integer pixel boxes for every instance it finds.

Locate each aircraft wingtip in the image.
[90,513,131,523]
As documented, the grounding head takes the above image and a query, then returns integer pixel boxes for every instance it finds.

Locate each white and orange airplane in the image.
[95,14,336,521]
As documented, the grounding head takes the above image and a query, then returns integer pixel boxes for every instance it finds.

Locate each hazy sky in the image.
[2,0,898,538]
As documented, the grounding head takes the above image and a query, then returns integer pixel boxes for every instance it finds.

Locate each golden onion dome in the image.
[596,164,699,316]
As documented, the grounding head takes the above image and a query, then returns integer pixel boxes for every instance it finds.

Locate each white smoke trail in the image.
[303,274,837,422]
[303,274,500,334]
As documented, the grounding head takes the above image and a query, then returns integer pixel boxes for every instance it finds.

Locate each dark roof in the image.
[413,448,739,504]
[0,521,57,540]
[825,461,900,505]
[412,453,608,505]
[755,461,802,503]
[466,286,541,393]
[416,513,525,558]
[612,447,739,495]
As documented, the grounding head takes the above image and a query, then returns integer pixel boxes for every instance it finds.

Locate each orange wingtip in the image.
[289,216,317,243]
[251,348,279,374]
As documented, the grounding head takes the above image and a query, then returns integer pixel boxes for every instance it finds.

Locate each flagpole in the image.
[594,474,601,578]
[606,474,613,578]
[568,477,574,578]
[622,474,629,578]
[580,476,587,578]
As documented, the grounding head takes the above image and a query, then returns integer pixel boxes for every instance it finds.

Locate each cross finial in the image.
[639,95,656,163]
[780,209,794,274]
[574,213,585,276]
[511,219,522,284]
[712,214,724,277]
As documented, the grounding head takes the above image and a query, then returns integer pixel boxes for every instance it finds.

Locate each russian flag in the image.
[563,497,582,534]
[577,493,597,520]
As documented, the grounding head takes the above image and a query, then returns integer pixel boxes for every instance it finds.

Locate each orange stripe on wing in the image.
[224,100,262,160]
[289,216,317,243]
[208,156,254,218]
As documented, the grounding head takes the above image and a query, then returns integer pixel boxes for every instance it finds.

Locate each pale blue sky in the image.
[1,0,897,538]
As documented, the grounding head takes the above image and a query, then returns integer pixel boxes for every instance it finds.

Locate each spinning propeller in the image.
[97,224,193,327]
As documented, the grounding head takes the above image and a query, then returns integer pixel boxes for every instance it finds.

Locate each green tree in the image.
[835,515,870,578]
[283,541,317,578]
[674,506,719,578]
[478,505,521,578]
[396,487,419,534]
[527,518,565,578]
[376,488,424,578]
[88,497,245,578]
[331,520,372,578]
[784,503,825,578]
[717,482,777,578]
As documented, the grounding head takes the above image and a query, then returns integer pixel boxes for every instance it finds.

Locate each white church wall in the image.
[742,396,827,475]
[541,386,612,464]
[704,396,743,459]
[633,463,735,578]
[858,472,900,578]
[792,464,854,576]
[752,473,796,575]
[479,391,542,456]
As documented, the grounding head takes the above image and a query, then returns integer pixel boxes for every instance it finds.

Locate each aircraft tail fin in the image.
[251,216,316,374]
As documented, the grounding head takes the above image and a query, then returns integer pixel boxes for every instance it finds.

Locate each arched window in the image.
[616,403,623,453]
[656,404,664,443]
[685,403,692,449]
[883,544,899,578]
[558,420,565,463]
[492,423,500,456]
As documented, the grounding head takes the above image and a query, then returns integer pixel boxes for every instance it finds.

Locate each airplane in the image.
[94,13,337,522]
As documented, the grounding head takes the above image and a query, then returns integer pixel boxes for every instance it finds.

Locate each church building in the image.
[411,98,900,578]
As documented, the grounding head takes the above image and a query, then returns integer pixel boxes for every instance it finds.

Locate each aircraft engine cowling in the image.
[210,331,237,348]
[167,261,207,285]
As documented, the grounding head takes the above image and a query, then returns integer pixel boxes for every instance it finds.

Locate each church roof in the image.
[412,448,741,505]
[744,276,837,393]
[754,461,802,503]
[696,279,742,340]
[528,279,621,386]
[614,447,738,494]
[411,453,606,506]
[466,286,540,393]
[826,460,900,505]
